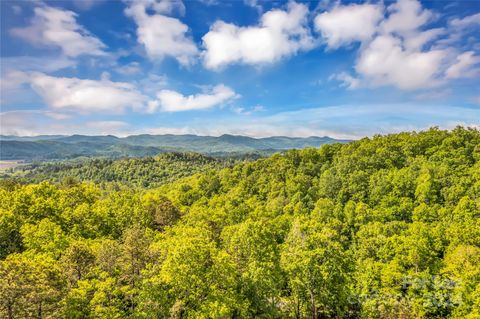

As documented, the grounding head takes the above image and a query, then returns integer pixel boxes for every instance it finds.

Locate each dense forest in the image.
[0,134,347,161]
[1,153,252,188]
[1,127,479,318]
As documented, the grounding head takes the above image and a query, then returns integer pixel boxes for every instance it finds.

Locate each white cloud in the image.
[0,111,70,136]
[232,104,264,115]
[138,73,168,95]
[1,55,76,92]
[315,0,477,91]
[445,51,480,79]
[403,27,445,51]
[243,0,262,13]
[11,5,106,57]
[202,2,314,69]
[150,84,239,112]
[29,73,146,113]
[115,61,142,75]
[450,13,480,29]
[436,13,480,47]
[314,3,383,48]
[1,112,30,136]
[1,71,30,91]
[125,0,197,65]
[0,56,76,73]
[381,0,432,35]
[357,0,447,90]
[0,111,130,136]
[1,56,76,104]
[329,72,360,89]
[355,35,446,90]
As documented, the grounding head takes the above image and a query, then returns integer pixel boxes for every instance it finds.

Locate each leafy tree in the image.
[0,127,479,318]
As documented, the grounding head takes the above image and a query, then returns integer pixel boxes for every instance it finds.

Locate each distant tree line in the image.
[1,152,255,188]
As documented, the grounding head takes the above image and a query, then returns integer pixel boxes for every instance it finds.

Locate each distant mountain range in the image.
[0,134,351,160]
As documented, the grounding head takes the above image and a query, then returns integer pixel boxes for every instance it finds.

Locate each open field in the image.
[0,160,25,171]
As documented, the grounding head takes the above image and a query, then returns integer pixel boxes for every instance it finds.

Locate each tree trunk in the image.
[7,303,13,319]
[310,290,317,319]
[37,301,42,319]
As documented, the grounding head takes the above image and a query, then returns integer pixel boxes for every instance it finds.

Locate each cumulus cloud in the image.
[202,2,314,69]
[355,35,446,90]
[380,0,432,35]
[149,84,239,112]
[314,3,383,48]
[1,55,76,95]
[29,73,146,113]
[1,71,30,91]
[10,5,106,57]
[125,0,198,66]
[316,0,478,91]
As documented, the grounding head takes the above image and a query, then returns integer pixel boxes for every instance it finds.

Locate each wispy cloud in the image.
[11,5,107,57]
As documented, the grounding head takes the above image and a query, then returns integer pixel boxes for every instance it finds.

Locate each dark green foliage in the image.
[0,127,479,318]
[0,134,348,160]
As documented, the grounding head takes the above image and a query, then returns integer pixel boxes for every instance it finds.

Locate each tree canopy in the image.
[1,127,479,318]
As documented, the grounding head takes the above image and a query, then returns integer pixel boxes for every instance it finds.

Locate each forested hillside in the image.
[0,134,348,160]
[1,127,479,318]
[1,153,248,188]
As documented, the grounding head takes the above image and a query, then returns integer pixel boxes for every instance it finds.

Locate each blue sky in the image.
[0,0,479,138]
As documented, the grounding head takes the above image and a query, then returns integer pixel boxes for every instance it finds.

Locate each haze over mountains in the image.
[0,134,349,160]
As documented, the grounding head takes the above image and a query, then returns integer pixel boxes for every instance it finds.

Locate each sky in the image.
[0,0,479,139]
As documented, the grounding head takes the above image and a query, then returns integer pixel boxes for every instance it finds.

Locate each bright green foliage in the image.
[281,217,351,318]
[2,153,244,188]
[0,127,479,318]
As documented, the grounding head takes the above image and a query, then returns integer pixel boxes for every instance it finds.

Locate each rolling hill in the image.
[0,134,349,160]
